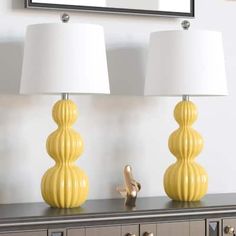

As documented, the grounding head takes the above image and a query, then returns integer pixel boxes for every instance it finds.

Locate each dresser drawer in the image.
[0,230,47,236]
[122,225,139,236]
[190,221,205,236]
[157,222,189,236]
[67,228,85,236]
[140,224,156,236]
[155,220,205,236]
[85,226,121,236]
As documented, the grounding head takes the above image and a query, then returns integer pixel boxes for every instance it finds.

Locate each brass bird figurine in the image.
[117,165,141,207]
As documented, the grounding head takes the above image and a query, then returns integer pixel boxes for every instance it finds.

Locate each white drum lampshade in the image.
[145,30,228,96]
[21,23,110,94]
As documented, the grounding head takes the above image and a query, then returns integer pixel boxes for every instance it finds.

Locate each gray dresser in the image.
[1,193,236,236]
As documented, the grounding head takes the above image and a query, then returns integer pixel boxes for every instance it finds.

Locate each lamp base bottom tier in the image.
[41,165,89,208]
[164,161,208,202]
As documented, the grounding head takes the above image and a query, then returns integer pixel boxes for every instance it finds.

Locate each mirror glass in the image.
[28,0,194,17]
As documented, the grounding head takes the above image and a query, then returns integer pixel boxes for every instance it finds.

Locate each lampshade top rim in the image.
[26,22,104,30]
[144,94,228,97]
[150,29,222,34]
[19,93,110,96]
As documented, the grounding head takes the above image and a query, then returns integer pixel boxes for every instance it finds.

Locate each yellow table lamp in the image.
[145,21,228,201]
[20,16,110,208]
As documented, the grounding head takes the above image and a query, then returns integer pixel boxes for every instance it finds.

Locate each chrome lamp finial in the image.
[61,13,70,23]
[181,20,190,30]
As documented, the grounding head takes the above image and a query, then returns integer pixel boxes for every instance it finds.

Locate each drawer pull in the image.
[126,233,136,236]
[144,232,154,236]
[225,226,235,234]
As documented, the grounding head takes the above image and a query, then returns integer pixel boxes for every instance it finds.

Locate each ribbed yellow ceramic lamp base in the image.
[164,100,208,201]
[41,99,89,208]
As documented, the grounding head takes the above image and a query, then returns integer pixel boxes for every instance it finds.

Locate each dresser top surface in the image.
[0,193,236,222]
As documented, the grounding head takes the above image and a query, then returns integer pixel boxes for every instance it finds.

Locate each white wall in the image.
[0,0,235,204]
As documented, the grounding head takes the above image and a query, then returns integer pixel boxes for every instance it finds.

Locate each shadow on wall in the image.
[107,46,146,96]
[0,41,23,94]
[82,46,147,197]
[0,42,147,96]
[0,41,39,203]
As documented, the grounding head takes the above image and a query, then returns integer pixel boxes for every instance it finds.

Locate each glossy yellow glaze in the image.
[164,100,208,201]
[41,99,89,208]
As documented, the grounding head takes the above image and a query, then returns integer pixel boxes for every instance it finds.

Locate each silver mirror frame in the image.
[25,0,194,17]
